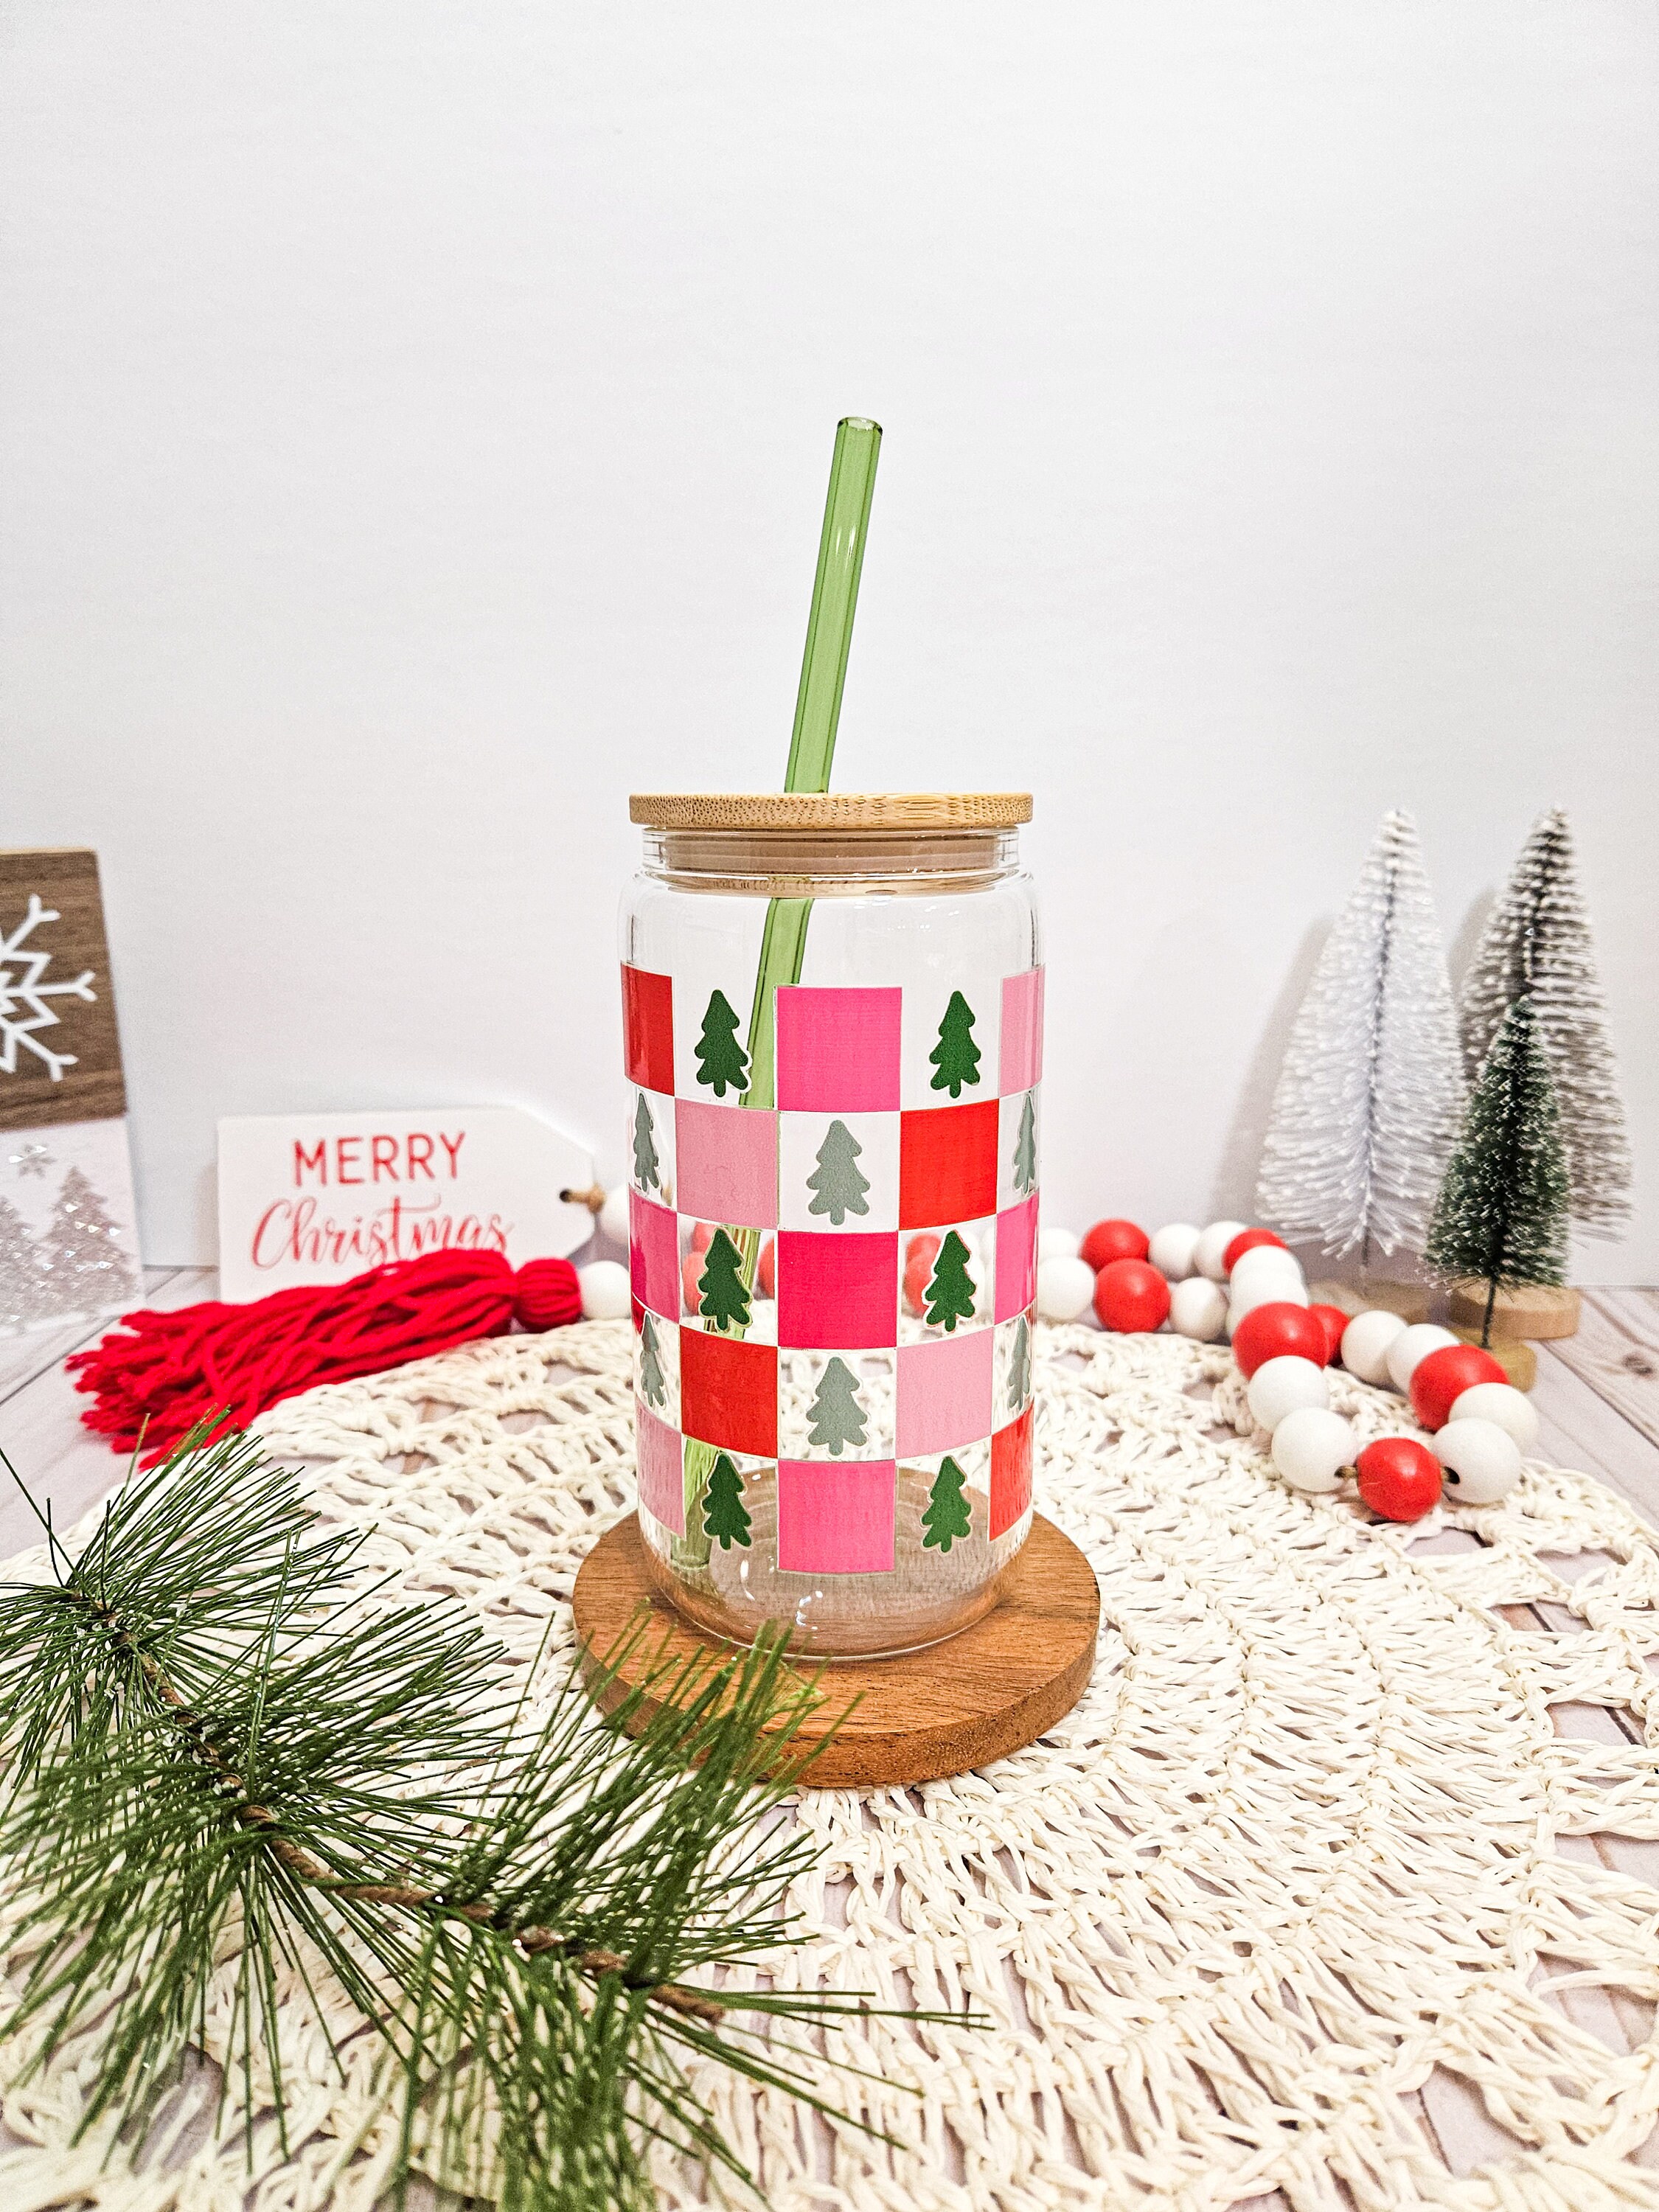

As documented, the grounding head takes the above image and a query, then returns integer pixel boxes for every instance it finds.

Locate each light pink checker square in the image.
[897,1330,994,1458]
[995,1194,1039,1321]
[675,1100,776,1227]
[777,1459,896,1574]
[635,1402,685,1533]
[630,1190,680,1319]
[776,987,902,1112]
[1000,968,1046,1096]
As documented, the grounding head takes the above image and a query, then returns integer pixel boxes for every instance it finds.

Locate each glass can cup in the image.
[620,793,1041,1659]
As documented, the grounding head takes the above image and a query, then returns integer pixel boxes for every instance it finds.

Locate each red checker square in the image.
[995,1194,1038,1321]
[630,1191,680,1319]
[622,964,674,1093]
[990,1402,1034,1540]
[899,1101,1000,1230]
[776,1231,899,1349]
[634,1403,685,1534]
[679,1327,777,1458]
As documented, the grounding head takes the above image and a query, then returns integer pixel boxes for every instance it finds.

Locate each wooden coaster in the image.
[1447,1279,1581,1342]
[571,1512,1099,1790]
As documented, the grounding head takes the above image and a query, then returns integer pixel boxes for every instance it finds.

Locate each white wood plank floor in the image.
[3,1277,1658,2206]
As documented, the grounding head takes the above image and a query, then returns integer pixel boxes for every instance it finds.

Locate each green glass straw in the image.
[677,418,882,1571]
[742,417,882,1111]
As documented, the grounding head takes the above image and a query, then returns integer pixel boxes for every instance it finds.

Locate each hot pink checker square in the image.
[995,1194,1038,1321]
[777,1459,896,1574]
[630,1191,680,1320]
[776,987,902,1112]
[1000,968,1045,1096]
[675,1101,776,1227]
[896,1330,994,1458]
[776,1231,899,1349]
[635,1402,685,1534]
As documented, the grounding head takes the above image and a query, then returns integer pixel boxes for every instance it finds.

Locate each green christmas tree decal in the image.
[695,1227,751,1335]
[1012,1092,1037,1195]
[695,988,750,1098]
[807,1119,871,1226]
[929,991,982,1097]
[632,1092,661,1192]
[922,1455,972,1553]
[1005,1315,1031,1412]
[638,1310,667,1408]
[702,1453,752,1549]
[1426,995,1570,1346]
[924,1230,977,1332]
[805,1356,867,1456]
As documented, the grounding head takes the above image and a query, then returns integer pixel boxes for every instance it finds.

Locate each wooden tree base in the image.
[1447,1279,1581,1342]
[1450,1328,1538,1391]
[571,1512,1100,1790]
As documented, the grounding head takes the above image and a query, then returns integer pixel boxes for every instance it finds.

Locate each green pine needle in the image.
[0,1421,950,2208]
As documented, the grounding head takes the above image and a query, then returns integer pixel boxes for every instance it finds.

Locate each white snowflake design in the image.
[0,895,96,1082]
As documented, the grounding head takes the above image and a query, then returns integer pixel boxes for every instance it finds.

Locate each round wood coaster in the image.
[571,1512,1099,1790]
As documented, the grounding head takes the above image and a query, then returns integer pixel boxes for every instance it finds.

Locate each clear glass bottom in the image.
[639,1461,1033,1660]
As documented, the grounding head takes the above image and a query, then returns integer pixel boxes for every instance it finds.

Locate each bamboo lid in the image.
[629,792,1032,831]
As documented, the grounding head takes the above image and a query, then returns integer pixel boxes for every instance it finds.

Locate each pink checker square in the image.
[629,1190,680,1319]
[994,1194,1038,1321]
[897,1329,994,1458]
[635,1402,685,1534]
[776,987,902,1113]
[1000,967,1045,1096]
[675,1100,776,1228]
[777,1458,897,1574]
[776,1231,899,1349]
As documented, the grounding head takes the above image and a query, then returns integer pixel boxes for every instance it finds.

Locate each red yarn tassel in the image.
[68,1249,582,1463]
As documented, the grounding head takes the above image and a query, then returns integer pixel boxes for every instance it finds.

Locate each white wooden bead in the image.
[1435,1416,1522,1503]
[578,1259,631,1320]
[1037,1227,1082,1262]
[1194,1221,1248,1281]
[1169,1276,1228,1341]
[1148,1222,1202,1280]
[1447,1382,1539,1457]
[1271,1407,1355,1492]
[599,1183,631,1245]
[1036,1255,1096,1323]
[1385,1323,1458,1396]
[1340,1309,1407,1385]
[1247,1355,1329,1430]
[1227,1278,1311,1334]
[1228,1246,1306,1296]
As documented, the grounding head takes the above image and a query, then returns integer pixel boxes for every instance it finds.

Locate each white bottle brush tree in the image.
[1256,810,1464,1269]
[1457,807,1631,1238]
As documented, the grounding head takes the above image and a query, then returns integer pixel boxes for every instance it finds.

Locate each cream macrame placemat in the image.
[4,1321,1659,2211]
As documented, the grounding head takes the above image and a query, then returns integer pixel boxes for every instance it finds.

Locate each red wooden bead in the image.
[1079,1218,1150,1270]
[1408,1343,1509,1431]
[758,1236,775,1299]
[1356,1436,1442,1520]
[1307,1303,1350,1363]
[1230,1301,1329,1379]
[1093,1257,1171,1332]
[902,1233,942,1317]
[1223,1226,1287,1273]
[689,1221,715,1255]
[681,1251,704,1316]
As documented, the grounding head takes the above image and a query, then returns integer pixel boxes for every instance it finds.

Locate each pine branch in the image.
[0,1422,939,2209]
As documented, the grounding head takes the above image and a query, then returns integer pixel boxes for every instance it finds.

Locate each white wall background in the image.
[3,1,1656,1280]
